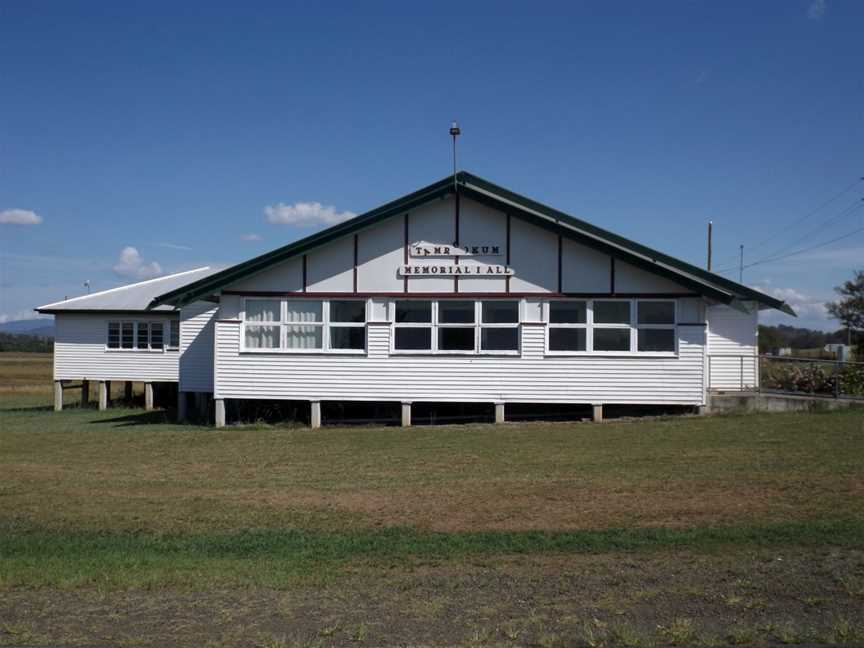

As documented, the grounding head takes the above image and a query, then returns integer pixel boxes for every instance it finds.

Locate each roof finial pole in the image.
[449,121,461,194]
[707,220,713,271]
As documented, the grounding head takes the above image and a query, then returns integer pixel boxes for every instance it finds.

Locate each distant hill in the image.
[0,318,54,338]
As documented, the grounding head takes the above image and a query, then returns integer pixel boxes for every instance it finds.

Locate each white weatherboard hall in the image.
[39,172,795,426]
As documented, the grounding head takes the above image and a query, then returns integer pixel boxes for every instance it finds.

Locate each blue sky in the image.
[1,0,861,330]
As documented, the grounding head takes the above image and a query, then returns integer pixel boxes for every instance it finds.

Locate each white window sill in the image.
[545,351,678,358]
[240,349,367,356]
[105,348,166,353]
[390,350,520,357]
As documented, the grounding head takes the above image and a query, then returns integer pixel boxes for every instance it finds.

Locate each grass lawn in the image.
[1,352,863,647]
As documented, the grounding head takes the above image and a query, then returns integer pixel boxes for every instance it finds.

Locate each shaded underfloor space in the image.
[220,400,698,427]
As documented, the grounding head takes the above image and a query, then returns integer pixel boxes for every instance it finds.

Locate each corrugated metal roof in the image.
[36,267,216,313]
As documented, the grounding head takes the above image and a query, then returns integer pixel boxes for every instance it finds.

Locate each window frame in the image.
[544,299,678,357]
[240,297,369,355]
[105,319,172,353]
[391,299,521,356]
[635,299,678,354]
[546,300,589,354]
[167,319,180,351]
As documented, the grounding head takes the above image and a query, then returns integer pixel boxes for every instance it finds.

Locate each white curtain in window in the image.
[286,301,322,323]
[246,300,280,322]
[245,325,280,349]
[285,324,322,349]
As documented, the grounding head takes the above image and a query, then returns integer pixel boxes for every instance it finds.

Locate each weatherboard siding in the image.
[53,314,179,382]
[179,301,218,392]
[214,321,705,405]
[707,304,758,390]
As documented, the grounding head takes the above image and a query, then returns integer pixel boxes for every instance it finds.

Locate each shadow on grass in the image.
[89,409,177,427]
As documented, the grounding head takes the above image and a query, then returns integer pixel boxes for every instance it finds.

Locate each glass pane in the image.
[638,328,675,352]
[481,327,518,351]
[439,327,475,351]
[150,322,164,349]
[108,323,120,349]
[482,301,518,324]
[439,301,475,324]
[549,328,586,351]
[331,300,365,323]
[395,301,431,323]
[394,327,431,350]
[285,324,322,349]
[285,301,321,323]
[550,301,586,324]
[638,301,675,325]
[246,299,280,322]
[136,322,149,349]
[330,326,365,350]
[594,328,631,351]
[594,301,630,324]
[169,320,180,347]
[122,322,134,349]
[244,324,280,349]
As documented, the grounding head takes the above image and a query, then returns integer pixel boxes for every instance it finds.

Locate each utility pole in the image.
[707,221,713,271]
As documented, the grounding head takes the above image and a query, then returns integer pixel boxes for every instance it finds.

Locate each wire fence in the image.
[709,354,864,401]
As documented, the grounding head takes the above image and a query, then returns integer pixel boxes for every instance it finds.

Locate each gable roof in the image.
[36,267,216,314]
[151,173,795,315]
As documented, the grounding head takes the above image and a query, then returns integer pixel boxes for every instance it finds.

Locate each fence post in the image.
[740,356,744,391]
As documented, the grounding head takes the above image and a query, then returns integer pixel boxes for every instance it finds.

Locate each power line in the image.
[714,224,864,273]
[745,176,864,254]
[749,198,863,263]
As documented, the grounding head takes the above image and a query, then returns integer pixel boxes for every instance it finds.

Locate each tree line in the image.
[0,332,54,353]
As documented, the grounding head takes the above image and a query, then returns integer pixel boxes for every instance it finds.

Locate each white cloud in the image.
[241,233,262,241]
[807,0,826,19]
[0,209,42,225]
[157,242,193,251]
[751,281,829,323]
[112,246,163,280]
[264,201,356,227]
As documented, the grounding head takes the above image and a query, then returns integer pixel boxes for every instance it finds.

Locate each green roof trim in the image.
[151,171,795,316]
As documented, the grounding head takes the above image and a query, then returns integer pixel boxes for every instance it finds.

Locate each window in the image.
[393,300,520,354]
[438,301,475,351]
[548,301,587,352]
[241,299,367,353]
[329,300,366,351]
[480,301,519,351]
[168,320,180,349]
[121,322,134,349]
[244,299,281,350]
[636,301,676,352]
[150,322,164,350]
[394,300,433,351]
[136,322,150,349]
[285,300,323,350]
[544,299,676,354]
[592,300,632,351]
[107,320,170,351]
[108,322,120,349]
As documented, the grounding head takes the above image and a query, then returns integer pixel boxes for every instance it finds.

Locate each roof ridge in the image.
[37,266,211,310]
